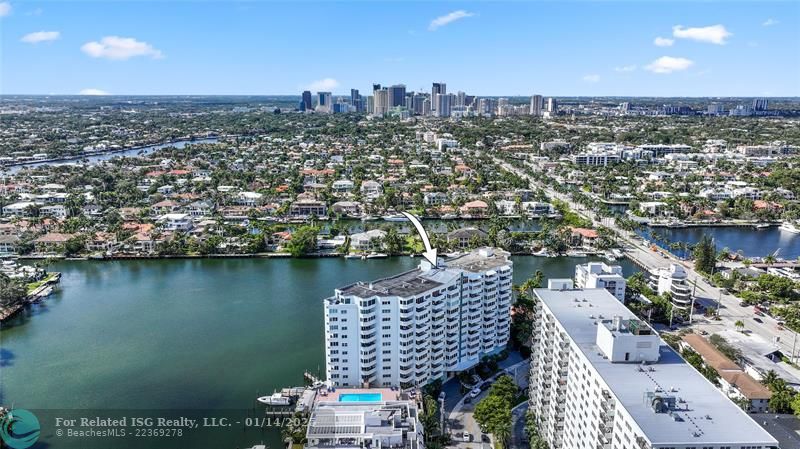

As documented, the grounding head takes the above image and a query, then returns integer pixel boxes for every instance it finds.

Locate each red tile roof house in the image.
[459,200,488,218]
[569,227,600,248]
[33,232,75,254]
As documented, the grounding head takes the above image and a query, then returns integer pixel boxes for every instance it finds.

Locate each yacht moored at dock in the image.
[779,221,800,234]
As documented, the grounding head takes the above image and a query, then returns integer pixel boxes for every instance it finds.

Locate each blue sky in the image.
[1,1,799,96]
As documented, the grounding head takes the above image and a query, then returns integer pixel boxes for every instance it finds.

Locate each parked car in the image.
[479,381,491,391]
[481,434,491,443]
[462,432,471,442]
[463,396,472,404]
[438,391,446,401]
[469,387,481,398]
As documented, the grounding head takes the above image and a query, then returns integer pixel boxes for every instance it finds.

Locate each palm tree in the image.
[762,370,780,390]
[735,320,745,332]
[764,254,777,266]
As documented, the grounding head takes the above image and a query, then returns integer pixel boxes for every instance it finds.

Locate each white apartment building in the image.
[305,389,424,449]
[574,262,626,301]
[324,248,512,388]
[652,263,693,314]
[528,281,779,449]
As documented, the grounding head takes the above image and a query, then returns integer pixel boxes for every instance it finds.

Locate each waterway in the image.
[640,226,800,260]
[6,138,219,173]
[1,256,637,449]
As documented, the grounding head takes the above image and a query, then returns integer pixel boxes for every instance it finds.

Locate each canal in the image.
[640,226,800,260]
[2,256,637,449]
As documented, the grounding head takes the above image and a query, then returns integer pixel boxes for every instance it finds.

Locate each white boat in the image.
[665,220,687,228]
[566,251,588,258]
[441,213,458,220]
[779,222,800,234]
[753,223,770,230]
[382,214,409,222]
[366,253,388,259]
[257,393,292,406]
[532,249,552,257]
[361,215,379,222]
[344,254,362,259]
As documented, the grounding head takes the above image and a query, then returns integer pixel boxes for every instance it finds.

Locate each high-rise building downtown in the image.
[530,94,543,116]
[324,248,513,388]
[373,88,389,116]
[431,82,446,112]
[316,92,332,113]
[546,97,558,114]
[350,89,362,112]
[387,84,406,108]
[528,280,777,449]
[412,93,426,115]
[301,90,313,111]
[434,93,451,117]
[753,98,769,111]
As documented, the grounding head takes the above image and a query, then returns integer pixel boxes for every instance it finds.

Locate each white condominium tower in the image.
[574,262,626,301]
[528,280,778,449]
[324,248,513,388]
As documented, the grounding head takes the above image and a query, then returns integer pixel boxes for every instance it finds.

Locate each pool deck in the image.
[315,388,400,403]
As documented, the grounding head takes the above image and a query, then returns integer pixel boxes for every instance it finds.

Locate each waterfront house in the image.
[568,227,600,248]
[349,229,386,251]
[447,227,488,249]
[331,201,362,217]
[33,232,74,253]
[289,199,327,218]
[459,200,488,218]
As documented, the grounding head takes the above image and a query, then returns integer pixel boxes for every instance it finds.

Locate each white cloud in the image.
[429,10,474,31]
[645,56,694,74]
[614,65,637,72]
[582,74,600,83]
[26,7,42,16]
[653,37,674,47]
[21,31,60,44]
[672,24,731,45]
[762,18,778,26]
[81,36,164,60]
[79,88,110,96]
[0,2,11,17]
[307,78,339,91]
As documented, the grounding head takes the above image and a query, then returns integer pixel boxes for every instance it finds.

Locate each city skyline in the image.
[1,1,798,96]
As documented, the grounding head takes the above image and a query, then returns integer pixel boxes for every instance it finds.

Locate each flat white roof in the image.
[534,287,778,446]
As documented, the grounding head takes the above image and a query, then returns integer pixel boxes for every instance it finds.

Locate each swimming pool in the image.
[338,393,383,402]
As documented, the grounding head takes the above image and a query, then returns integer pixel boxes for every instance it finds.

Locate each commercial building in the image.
[528,281,779,449]
[434,93,451,117]
[387,84,407,108]
[305,388,424,449]
[324,248,512,388]
[574,262,626,301]
[316,92,333,113]
[373,88,389,116]
[301,90,313,111]
[431,82,446,113]
[530,94,543,116]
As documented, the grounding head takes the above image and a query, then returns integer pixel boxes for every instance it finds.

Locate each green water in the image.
[1,256,636,449]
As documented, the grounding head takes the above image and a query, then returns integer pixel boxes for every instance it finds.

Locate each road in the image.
[445,357,529,449]
[493,156,800,379]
